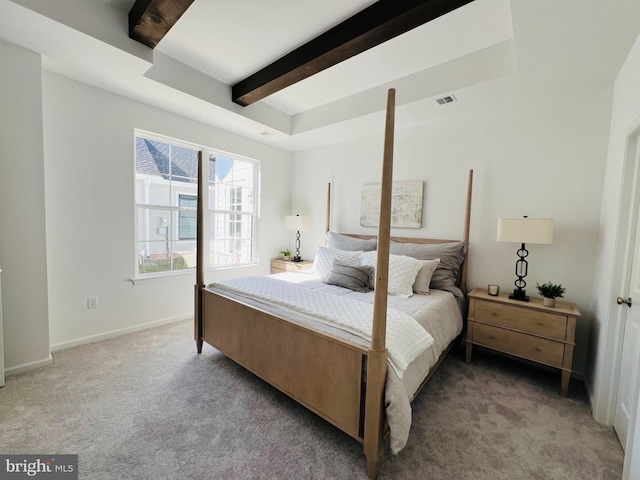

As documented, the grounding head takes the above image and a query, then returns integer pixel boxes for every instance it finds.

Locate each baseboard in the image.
[5,354,53,377]
[49,314,192,352]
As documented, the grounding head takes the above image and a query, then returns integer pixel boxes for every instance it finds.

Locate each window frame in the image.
[134,130,259,280]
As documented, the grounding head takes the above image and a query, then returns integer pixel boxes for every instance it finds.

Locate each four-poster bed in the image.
[194,89,473,479]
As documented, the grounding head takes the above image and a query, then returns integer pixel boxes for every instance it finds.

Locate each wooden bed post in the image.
[325,182,331,246]
[459,169,473,296]
[364,88,395,480]
[326,182,331,233]
[195,151,205,353]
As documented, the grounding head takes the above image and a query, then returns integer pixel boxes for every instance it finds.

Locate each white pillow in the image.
[413,258,441,294]
[359,251,422,298]
[313,246,363,278]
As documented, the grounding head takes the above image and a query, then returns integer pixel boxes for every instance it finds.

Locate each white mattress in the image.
[206,271,463,453]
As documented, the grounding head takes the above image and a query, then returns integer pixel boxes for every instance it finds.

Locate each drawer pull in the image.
[537,322,543,326]
[491,312,497,316]
[489,335,495,339]
[535,347,541,351]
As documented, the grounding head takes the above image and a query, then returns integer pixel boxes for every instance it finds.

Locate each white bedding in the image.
[206,271,463,454]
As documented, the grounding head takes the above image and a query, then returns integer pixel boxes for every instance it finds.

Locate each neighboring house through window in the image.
[178,194,197,240]
[134,131,258,277]
[229,187,242,241]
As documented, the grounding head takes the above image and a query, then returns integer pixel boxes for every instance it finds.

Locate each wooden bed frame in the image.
[194,90,473,479]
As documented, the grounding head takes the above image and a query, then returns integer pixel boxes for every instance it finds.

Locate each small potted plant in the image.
[536,281,566,307]
[279,248,292,261]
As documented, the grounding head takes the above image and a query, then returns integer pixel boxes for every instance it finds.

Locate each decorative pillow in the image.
[413,258,441,294]
[389,241,467,292]
[359,251,422,298]
[323,260,374,293]
[313,246,363,278]
[326,231,377,252]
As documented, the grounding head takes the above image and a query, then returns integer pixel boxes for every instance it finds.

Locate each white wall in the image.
[42,72,292,350]
[291,82,613,376]
[589,34,640,423]
[0,41,51,372]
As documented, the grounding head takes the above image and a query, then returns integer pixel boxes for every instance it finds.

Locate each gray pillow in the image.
[323,260,374,293]
[413,258,441,295]
[389,241,467,293]
[326,231,377,251]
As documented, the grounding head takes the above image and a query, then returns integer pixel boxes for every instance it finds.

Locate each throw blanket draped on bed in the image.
[211,276,434,379]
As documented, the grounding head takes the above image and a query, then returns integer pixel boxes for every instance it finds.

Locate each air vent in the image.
[435,94,457,105]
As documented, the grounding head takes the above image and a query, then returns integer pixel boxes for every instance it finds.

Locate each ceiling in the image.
[1,0,639,151]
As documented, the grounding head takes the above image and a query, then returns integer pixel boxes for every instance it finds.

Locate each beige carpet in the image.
[0,319,623,479]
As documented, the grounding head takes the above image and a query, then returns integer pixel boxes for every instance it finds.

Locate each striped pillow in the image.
[323,260,374,293]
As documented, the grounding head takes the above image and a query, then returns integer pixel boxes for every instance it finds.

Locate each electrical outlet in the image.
[87,296,98,309]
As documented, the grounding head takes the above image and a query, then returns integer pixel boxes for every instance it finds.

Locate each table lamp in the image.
[497,216,554,301]
[285,214,311,262]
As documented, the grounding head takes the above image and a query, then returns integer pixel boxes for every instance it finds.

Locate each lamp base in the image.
[292,255,302,262]
[509,289,529,302]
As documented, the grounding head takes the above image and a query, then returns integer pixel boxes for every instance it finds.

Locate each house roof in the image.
[135,137,223,182]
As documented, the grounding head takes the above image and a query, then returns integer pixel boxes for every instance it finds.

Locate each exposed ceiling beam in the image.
[129,0,195,49]
[232,0,474,107]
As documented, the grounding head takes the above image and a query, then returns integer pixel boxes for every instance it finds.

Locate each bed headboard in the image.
[326,169,473,294]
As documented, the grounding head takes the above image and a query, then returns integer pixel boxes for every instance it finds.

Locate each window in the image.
[135,132,258,277]
[208,155,255,267]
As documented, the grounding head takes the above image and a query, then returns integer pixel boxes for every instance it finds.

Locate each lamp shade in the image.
[285,215,311,231]
[497,218,554,244]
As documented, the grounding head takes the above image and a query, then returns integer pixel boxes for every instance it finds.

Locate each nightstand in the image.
[270,258,314,274]
[465,288,581,396]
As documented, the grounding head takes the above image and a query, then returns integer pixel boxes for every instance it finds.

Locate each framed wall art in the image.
[360,180,424,228]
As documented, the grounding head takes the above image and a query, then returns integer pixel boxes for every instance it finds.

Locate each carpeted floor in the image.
[0,319,623,479]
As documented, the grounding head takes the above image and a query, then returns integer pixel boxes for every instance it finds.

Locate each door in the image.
[614,277,640,448]
[615,133,640,451]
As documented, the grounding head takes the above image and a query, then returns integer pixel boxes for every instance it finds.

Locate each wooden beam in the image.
[232,0,474,106]
[129,0,195,49]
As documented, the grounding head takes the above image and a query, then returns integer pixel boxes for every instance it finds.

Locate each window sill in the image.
[129,269,193,285]
[129,262,259,285]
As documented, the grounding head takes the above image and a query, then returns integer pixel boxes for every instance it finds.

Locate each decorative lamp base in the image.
[509,288,529,302]
[293,230,302,263]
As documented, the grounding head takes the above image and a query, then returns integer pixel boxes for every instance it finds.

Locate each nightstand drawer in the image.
[473,323,564,367]
[474,301,567,340]
[271,258,313,274]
